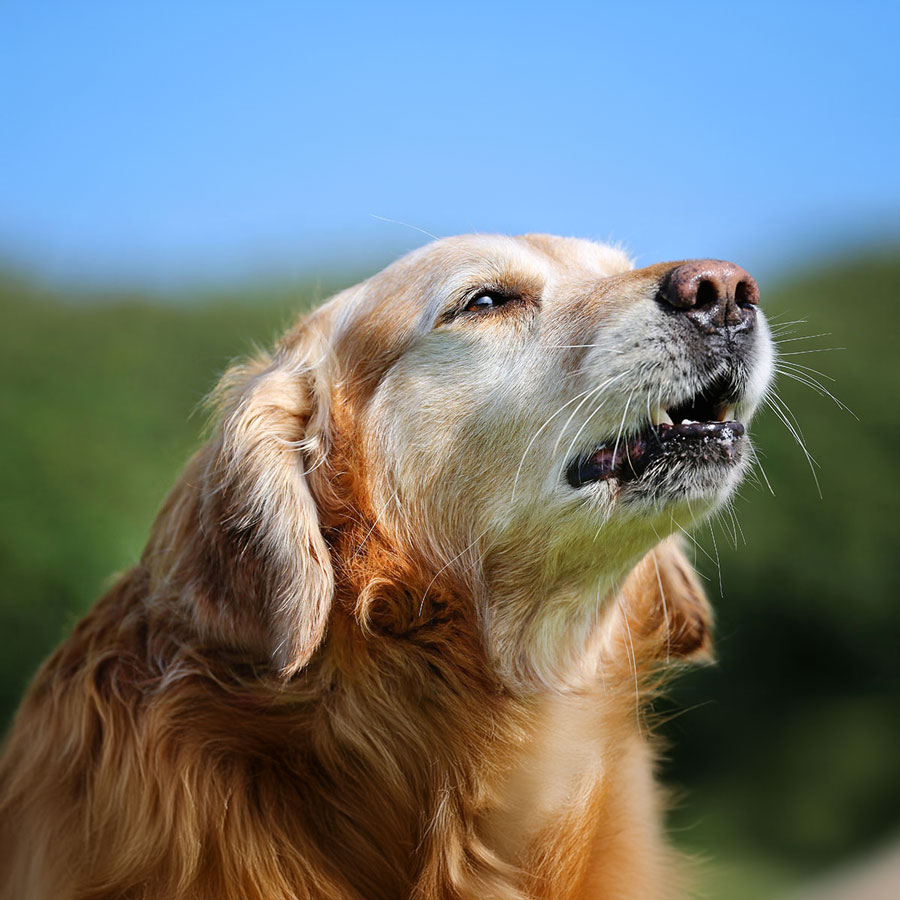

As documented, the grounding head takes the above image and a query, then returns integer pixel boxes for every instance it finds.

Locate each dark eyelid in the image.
[440,286,532,325]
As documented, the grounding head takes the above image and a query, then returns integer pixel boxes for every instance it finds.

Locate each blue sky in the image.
[2,1,898,286]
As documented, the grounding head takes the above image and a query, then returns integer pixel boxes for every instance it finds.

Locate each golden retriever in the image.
[0,234,772,899]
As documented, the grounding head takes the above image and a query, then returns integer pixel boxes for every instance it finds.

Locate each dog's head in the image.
[148,234,773,687]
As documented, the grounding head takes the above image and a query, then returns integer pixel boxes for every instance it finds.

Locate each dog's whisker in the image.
[767,314,809,327]
[544,344,627,352]
[350,489,399,560]
[511,383,608,500]
[418,526,493,615]
[551,373,626,457]
[556,370,636,475]
[772,331,833,344]
[609,386,637,471]
[777,347,845,356]
[648,530,672,664]
[616,594,643,736]
[706,520,724,599]
[368,213,441,241]
[669,515,718,567]
[775,359,837,382]
[774,364,857,418]
[763,392,822,497]
[716,497,742,550]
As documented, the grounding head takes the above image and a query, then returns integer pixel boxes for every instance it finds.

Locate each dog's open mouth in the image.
[566,375,746,489]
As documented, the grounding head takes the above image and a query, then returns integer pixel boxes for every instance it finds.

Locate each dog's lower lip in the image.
[566,420,746,489]
[655,421,745,440]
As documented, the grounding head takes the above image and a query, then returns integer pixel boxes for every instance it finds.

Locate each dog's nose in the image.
[657,260,759,334]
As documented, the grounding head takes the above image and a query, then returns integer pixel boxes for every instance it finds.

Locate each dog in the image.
[0,234,773,899]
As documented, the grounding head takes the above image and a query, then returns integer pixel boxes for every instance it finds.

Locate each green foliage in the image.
[1,252,898,894]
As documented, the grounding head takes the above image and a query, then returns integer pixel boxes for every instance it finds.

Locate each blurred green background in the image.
[1,248,898,898]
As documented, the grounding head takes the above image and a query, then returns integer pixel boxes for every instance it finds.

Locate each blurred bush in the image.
[1,250,898,893]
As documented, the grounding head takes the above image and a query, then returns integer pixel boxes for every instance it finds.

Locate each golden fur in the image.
[0,234,770,899]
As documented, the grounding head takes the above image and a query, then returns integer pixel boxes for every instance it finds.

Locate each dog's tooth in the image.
[650,405,674,426]
[682,418,697,425]
[723,405,737,422]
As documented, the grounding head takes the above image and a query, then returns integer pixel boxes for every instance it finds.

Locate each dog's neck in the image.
[481,686,672,897]
[314,563,671,897]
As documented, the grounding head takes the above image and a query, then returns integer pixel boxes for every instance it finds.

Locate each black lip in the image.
[566,420,746,489]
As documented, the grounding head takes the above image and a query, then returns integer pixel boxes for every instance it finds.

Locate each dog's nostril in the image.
[734,279,755,308]
[696,279,719,309]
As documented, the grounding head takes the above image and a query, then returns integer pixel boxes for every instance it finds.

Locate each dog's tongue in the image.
[587,438,650,480]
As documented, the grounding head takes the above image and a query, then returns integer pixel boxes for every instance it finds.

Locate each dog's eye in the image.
[464,291,514,313]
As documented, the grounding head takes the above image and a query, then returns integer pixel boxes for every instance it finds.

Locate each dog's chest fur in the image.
[485,691,607,858]
[480,688,671,899]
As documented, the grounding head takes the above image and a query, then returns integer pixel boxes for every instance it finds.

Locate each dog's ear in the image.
[149,328,334,677]
[619,537,713,663]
